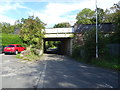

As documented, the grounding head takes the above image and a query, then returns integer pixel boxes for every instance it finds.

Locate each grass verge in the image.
[73,56,120,71]
[16,52,42,61]
[90,58,120,71]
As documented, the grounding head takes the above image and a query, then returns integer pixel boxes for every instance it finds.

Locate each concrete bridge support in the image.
[61,38,73,55]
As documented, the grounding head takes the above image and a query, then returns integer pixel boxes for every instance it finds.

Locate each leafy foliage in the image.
[74,2,120,61]
[76,4,120,24]
[91,57,120,71]
[97,8,105,23]
[76,8,95,24]
[2,33,24,46]
[45,41,61,49]
[54,22,71,28]
[20,16,45,49]
[0,22,15,34]
[83,29,106,61]
[109,2,120,43]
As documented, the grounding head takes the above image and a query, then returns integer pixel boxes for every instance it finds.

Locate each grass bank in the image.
[73,57,120,71]
[16,52,42,61]
[2,33,24,46]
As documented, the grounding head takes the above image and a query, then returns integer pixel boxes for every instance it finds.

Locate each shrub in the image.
[72,46,80,58]
[2,33,24,46]
[20,16,45,49]
[83,29,106,62]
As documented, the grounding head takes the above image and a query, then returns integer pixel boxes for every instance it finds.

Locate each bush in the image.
[2,33,24,46]
[19,16,45,49]
[83,29,106,62]
[72,46,80,58]
[16,48,42,61]
[91,57,120,71]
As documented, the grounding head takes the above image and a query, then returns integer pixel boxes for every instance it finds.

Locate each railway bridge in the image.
[44,28,74,55]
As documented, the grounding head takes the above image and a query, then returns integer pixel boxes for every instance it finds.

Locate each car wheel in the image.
[15,50,18,55]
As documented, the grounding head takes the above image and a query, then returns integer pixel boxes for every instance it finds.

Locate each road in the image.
[1,54,119,88]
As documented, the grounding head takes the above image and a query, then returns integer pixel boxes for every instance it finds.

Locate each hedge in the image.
[2,33,24,46]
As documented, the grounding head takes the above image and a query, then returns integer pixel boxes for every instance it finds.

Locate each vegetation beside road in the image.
[16,52,42,61]
[19,16,45,49]
[90,57,120,70]
[73,55,120,71]
[1,1,120,68]
[1,16,45,60]
[2,33,24,46]
[72,2,120,71]
[15,16,45,61]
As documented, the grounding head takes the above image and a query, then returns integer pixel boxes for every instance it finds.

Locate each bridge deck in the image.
[44,28,74,38]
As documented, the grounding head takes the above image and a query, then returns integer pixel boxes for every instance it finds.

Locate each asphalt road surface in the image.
[1,53,119,88]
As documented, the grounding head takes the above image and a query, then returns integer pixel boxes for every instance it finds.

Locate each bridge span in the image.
[43,28,74,55]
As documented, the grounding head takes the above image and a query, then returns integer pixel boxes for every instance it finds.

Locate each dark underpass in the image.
[43,38,73,55]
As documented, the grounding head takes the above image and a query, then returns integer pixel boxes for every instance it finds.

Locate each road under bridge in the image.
[43,28,74,55]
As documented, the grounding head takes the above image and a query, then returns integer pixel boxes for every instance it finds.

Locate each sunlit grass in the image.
[73,56,120,71]
[90,58,120,71]
[16,52,42,61]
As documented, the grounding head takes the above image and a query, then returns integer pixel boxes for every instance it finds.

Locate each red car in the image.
[4,44,26,55]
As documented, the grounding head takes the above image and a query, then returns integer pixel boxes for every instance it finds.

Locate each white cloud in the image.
[0,0,119,27]
[0,15,16,25]
[28,2,96,27]
[0,0,86,3]
[97,0,119,10]
[0,2,27,14]
[0,2,29,25]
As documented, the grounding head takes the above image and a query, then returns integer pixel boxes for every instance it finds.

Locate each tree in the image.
[76,8,95,24]
[20,16,45,49]
[104,9,113,23]
[0,23,2,33]
[54,22,71,28]
[97,8,105,23]
[76,7,116,24]
[0,22,14,34]
[109,1,120,43]
[83,29,106,61]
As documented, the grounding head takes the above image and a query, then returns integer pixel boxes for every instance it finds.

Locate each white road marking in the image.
[34,58,47,89]
[34,71,42,88]
[38,61,47,88]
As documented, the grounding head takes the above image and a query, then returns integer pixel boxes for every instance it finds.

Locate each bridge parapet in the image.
[45,28,74,34]
[44,28,74,38]
[44,33,74,38]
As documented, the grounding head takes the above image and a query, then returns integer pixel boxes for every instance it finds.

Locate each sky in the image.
[0,0,119,28]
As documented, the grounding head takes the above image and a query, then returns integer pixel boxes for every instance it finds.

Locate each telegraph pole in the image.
[96,0,98,58]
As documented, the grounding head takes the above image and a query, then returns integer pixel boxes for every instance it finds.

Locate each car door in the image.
[19,45,25,51]
[16,45,21,52]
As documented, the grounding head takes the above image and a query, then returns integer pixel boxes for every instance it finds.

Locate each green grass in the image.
[16,52,42,61]
[90,58,120,71]
[2,33,24,46]
[73,56,120,71]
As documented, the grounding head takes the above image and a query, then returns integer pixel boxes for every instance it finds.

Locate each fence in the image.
[107,44,120,56]
[78,44,120,58]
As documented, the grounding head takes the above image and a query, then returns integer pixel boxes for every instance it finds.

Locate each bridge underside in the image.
[43,37,73,56]
[44,37,71,41]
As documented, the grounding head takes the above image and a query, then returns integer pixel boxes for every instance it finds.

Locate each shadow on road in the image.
[40,55,119,88]
[2,54,119,88]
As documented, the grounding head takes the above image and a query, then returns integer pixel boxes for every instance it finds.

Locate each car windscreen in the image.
[7,45,15,47]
